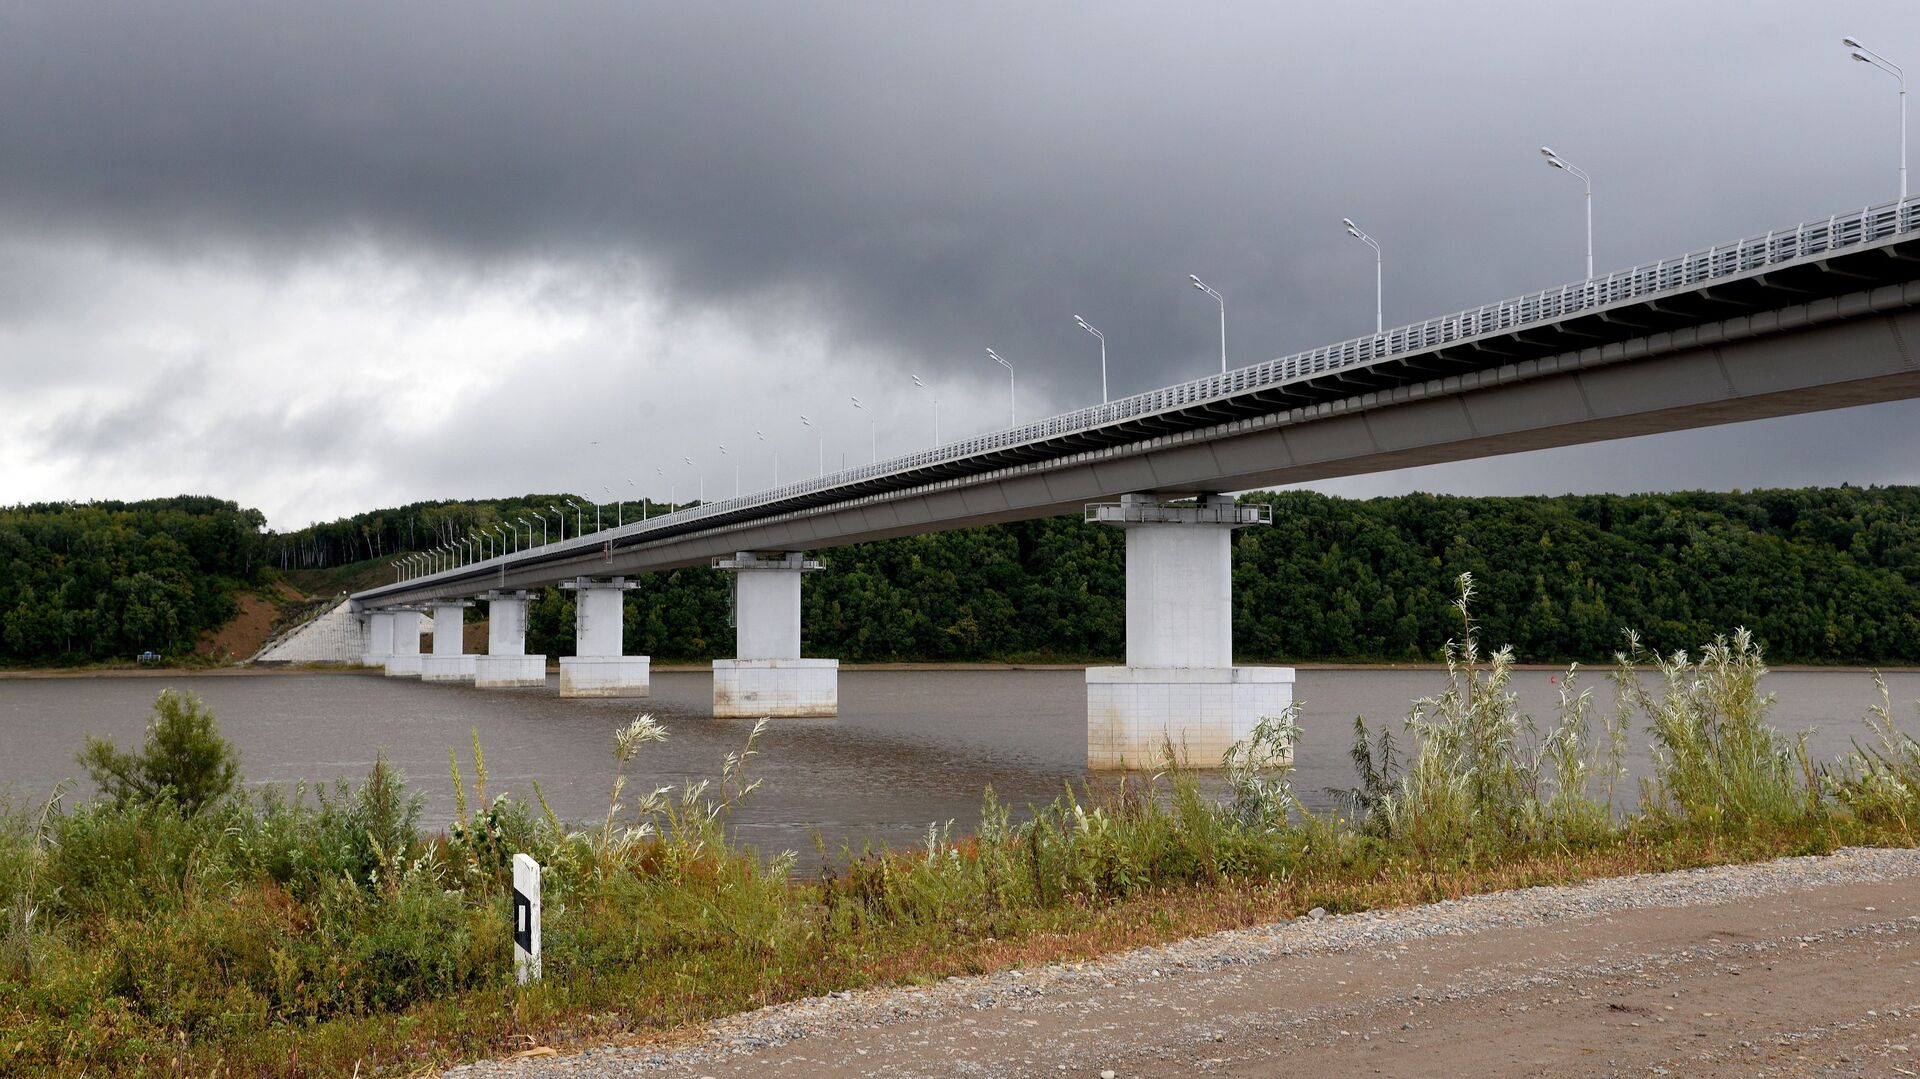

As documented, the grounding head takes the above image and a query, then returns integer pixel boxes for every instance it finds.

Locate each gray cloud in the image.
[4,1,1920,525]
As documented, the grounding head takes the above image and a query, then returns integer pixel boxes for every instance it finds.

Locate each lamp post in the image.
[655,466,674,512]
[630,477,642,522]
[719,444,739,496]
[1539,146,1594,280]
[547,505,565,544]
[849,397,876,463]
[564,500,581,537]
[497,524,512,554]
[1188,275,1226,373]
[683,456,703,504]
[520,516,539,549]
[801,414,824,476]
[987,348,1015,427]
[1073,315,1108,402]
[756,430,778,486]
[1340,219,1383,334]
[1845,37,1908,201]
[910,375,940,445]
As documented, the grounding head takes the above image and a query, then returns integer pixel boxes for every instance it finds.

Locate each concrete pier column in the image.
[712,551,837,717]
[475,590,546,687]
[384,608,426,677]
[360,609,396,668]
[1084,493,1293,769]
[558,578,649,697]
[421,600,478,682]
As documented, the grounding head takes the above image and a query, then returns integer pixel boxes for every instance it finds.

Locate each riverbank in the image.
[8,606,1920,1076]
[12,658,1920,679]
[450,846,1920,1078]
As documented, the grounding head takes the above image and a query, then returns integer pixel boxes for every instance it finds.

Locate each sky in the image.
[5,2,1920,530]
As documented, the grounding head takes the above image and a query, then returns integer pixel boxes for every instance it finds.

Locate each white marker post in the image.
[512,853,541,984]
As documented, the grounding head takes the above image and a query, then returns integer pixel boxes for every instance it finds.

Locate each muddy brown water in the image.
[2,668,1917,857]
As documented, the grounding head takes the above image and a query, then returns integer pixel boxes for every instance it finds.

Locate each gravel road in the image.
[449,847,1920,1078]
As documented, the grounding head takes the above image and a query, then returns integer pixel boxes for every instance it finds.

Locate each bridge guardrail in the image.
[396,195,1920,588]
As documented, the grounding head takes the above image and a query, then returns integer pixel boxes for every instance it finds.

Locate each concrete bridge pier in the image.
[1085,493,1293,769]
[475,590,546,687]
[559,578,649,697]
[384,608,427,677]
[421,600,477,682]
[712,551,837,717]
[360,609,395,668]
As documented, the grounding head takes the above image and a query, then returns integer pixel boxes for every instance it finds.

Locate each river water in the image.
[3,667,1916,857]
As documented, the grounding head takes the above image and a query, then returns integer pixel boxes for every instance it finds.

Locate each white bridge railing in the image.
[399,195,1920,586]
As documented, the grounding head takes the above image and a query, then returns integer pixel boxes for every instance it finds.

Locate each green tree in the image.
[77,689,241,813]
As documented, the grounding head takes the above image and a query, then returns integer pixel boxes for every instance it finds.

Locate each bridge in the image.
[337,195,1920,766]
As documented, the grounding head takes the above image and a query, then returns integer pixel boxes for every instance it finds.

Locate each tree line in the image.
[8,485,1920,666]
[0,497,268,662]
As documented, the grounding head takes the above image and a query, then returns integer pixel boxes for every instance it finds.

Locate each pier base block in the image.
[384,655,423,678]
[558,656,651,698]
[1086,666,1295,769]
[475,654,548,688]
[712,658,838,717]
[420,655,478,683]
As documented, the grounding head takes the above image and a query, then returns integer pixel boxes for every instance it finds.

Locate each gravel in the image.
[444,846,1920,1078]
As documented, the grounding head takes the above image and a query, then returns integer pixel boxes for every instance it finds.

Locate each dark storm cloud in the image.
[6,1,1916,406]
[7,1,1920,528]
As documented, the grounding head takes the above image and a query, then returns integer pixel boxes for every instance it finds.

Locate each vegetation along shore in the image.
[3,579,1920,1075]
[8,484,1920,669]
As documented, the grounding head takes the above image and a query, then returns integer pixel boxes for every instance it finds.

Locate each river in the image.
[2,667,1916,857]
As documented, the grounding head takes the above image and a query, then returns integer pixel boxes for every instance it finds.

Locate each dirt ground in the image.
[193,581,301,661]
[465,850,1920,1079]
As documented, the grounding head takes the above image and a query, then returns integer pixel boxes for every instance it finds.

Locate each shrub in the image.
[1618,628,1814,831]
[76,689,239,814]
[1829,675,1920,838]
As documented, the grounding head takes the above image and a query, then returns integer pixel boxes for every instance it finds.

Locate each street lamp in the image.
[1073,316,1108,403]
[655,466,675,512]
[1845,37,1908,201]
[520,516,540,549]
[1341,219,1383,334]
[683,456,704,504]
[564,499,581,537]
[757,430,778,487]
[717,444,741,497]
[1539,146,1594,280]
[602,479,625,526]
[496,523,512,554]
[911,375,940,445]
[630,477,642,522]
[849,396,876,463]
[547,505,566,544]
[987,348,1015,427]
[801,414,824,476]
[1188,275,1226,373]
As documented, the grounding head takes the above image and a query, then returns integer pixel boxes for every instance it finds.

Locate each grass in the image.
[3,574,1920,1076]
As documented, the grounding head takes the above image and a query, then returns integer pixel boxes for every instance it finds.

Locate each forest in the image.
[6,485,1920,666]
[0,497,268,663]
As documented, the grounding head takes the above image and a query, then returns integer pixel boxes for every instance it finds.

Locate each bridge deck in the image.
[356,198,1920,607]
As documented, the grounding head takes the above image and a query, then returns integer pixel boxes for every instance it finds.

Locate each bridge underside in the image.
[365,285,1920,605]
